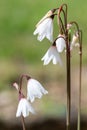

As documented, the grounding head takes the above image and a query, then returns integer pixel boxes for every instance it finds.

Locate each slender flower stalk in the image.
[77,30,82,130]
[58,4,71,130]
[21,115,26,130]
[58,6,82,130]
[68,21,82,130]
[66,37,71,130]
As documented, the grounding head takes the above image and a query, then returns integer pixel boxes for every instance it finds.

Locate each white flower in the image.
[27,78,48,102]
[70,34,79,50]
[56,34,66,53]
[33,18,53,42]
[33,10,54,42]
[16,98,35,118]
[41,46,62,65]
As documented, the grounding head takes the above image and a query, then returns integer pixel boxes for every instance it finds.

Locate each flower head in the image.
[41,45,62,65]
[27,78,48,102]
[56,34,66,53]
[33,10,54,42]
[36,10,54,27]
[16,98,35,118]
[70,33,79,50]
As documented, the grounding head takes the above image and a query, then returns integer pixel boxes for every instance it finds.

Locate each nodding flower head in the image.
[16,98,35,118]
[27,78,48,102]
[55,34,66,53]
[33,10,54,42]
[70,32,79,50]
[36,10,54,27]
[41,45,62,65]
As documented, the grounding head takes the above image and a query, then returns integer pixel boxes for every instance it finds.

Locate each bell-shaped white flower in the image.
[56,34,66,53]
[70,33,79,50]
[41,46,62,65]
[34,18,53,42]
[16,98,35,118]
[33,10,54,42]
[27,78,48,102]
[36,10,53,27]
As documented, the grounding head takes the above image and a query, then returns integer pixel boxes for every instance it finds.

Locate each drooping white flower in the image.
[41,46,62,65]
[33,10,54,42]
[70,33,79,50]
[27,78,48,102]
[36,10,53,27]
[56,34,66,53]
[16,98,35,118]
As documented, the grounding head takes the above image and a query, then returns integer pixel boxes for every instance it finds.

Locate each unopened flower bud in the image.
[13,82,19,91]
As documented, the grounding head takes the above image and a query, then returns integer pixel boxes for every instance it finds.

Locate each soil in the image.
[0,117,87,130]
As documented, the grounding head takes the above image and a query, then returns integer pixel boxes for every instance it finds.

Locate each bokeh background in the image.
[0,0,87,130]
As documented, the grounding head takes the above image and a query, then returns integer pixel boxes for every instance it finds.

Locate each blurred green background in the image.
[0,0,87,125]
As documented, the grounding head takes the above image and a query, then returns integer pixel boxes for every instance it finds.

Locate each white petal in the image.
[56,37,66,53]
[41,48,51,65]
[70,34,79,51]
[36,10,53,27]
[33,18,53,42]
[33,29,38,35]
[27,79,48,102]
[41,46,62,65]
[16,98,35,117]
[42,55,52,65]
[46,19,53,42]
[52,47,62,65]
[37,34,45,41]
[71,34,78,45]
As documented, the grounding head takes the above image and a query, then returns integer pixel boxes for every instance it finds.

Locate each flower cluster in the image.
[33,4,82,130]
[33,7,80,65]
[12,4,82,130]
[13,75,48,118]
